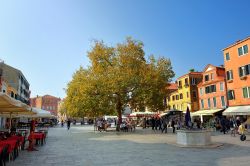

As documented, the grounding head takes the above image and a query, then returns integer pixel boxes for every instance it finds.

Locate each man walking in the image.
[67,119,71,130]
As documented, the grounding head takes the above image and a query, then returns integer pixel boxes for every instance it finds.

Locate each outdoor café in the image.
[0,93,50,165]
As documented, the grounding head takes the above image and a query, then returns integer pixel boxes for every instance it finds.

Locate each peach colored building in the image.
[194,64,227,121]
[223,37,250,106]
[222,37,250,115]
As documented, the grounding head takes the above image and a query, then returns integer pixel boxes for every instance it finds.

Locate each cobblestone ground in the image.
[8,125,250,166]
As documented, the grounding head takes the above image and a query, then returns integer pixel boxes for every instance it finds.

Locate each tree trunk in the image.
[116,95,122,131]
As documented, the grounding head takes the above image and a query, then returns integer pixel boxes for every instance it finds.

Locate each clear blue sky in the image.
[0,0,249,98]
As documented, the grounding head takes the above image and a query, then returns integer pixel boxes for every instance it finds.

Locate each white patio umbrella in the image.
[0,92,36,129]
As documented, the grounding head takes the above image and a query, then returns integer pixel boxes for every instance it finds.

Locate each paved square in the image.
[8,126,250,166]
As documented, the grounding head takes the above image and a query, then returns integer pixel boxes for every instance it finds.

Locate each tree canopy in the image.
[64,38,175,128]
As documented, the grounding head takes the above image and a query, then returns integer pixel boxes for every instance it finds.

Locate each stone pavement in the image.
[8,125,250,166]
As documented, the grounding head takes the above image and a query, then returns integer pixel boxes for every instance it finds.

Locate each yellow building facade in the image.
[167,72,203,112]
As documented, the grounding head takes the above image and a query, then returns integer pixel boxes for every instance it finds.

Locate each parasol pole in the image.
[9,112,12,132]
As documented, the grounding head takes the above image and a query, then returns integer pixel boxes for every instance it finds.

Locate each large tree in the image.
[64,38,174,130]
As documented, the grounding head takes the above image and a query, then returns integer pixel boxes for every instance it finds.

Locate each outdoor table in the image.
[28,133,45,146]
[8,136,25,150]
[38,129,48,139]
[0,144,8,166]
[0,140,18,160]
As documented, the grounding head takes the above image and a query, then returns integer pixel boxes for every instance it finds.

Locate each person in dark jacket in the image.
[151,117,156,130]
[171,119,176,133]
[67,119,71,130]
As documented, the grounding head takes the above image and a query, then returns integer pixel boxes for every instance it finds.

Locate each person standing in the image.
[67,119,71,130]
[171,119,176,133]
[151,117,156,130]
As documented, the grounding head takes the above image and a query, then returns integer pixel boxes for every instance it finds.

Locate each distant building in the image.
[165,83,178,110]
[0,62,30,104]
[30,95,61,116]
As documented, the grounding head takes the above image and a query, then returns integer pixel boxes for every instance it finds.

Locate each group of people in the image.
[142,117,182,133]
[61,119,71,130]
[218,116,247,136]
[120,119,136,132]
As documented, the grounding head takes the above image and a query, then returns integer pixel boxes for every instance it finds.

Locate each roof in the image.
[166,83,178,90]
[202,64,225,73]
[177,72,202,80]
[223,36,250,51]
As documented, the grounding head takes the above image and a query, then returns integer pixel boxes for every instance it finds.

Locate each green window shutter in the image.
[213,97,216,107]
[243,45,248,54]
[238,47,243,56]
[243,88,248,98]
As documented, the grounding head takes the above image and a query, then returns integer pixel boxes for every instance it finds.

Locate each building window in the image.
[208,98,211,108]
[11,92,14,98]
[184,78,189,86]
[187,92,189,98]
[205,75,209,81]
[238,44,248,56]
[205,85,216,94]
[225,52,230,61]
[220,82,224,91]
[178,81,182,88]
[213,97,217,108]
[176,95,179,100]
[172,96,175,101]
[191,78,197,85]
[242,87,250,98]
[211,73,214,80]
[226,70,233,80]
[180,93,183,99]
[201,99,204,109]
[221,96,226,107]
[239,64,250,77]
[200,88,203,96]
[227,90,235,100]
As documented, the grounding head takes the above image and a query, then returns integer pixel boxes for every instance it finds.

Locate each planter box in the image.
[176,129,211,146]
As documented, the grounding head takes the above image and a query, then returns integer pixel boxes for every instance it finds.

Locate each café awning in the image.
[191,109,223,116]
[0,92,35,116]
[29,108,54,118]
[223,106,250,115]
[129,111,158,117]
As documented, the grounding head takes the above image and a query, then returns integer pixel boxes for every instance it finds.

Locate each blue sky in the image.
[0,0,250,98]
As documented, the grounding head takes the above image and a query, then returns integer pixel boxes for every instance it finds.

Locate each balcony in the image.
[227,79,233,83]
[184,83,189,87]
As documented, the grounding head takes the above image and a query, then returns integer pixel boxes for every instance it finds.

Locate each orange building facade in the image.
[197,64,227,110]
[223,37,250,107]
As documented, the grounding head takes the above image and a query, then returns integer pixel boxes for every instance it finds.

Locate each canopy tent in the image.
[191,109,223,116]
[160,109,182,117]
[21,107,54,118]
[129,111,158,117]
[223,106,250,116]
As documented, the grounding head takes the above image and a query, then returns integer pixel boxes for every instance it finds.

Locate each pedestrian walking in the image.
[171,119,176,133]
[67,119,71,130]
